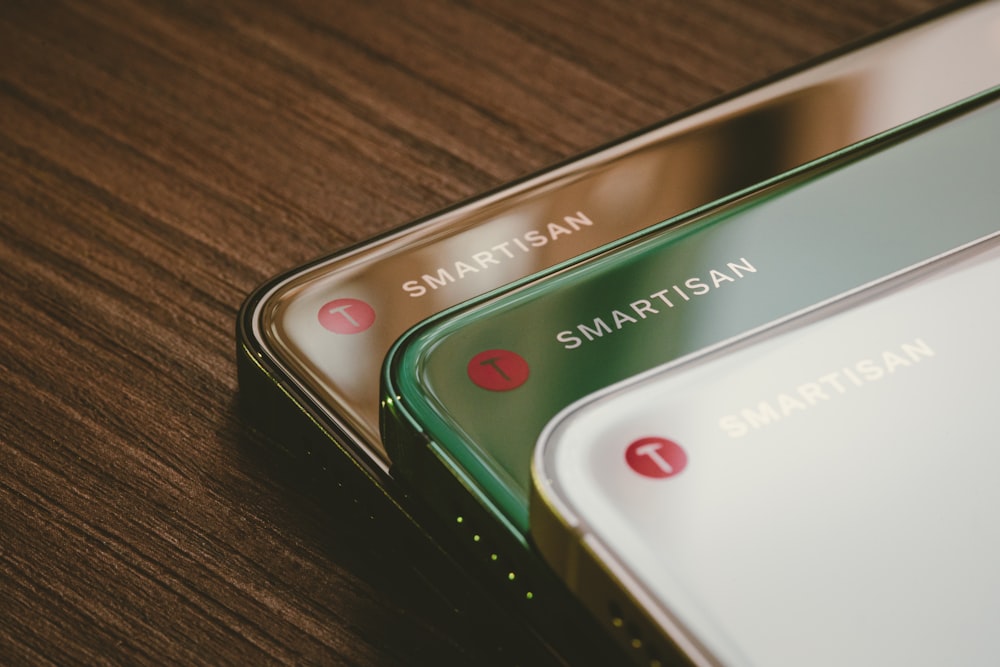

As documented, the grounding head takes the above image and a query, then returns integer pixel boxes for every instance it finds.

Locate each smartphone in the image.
[236,0,1000,654]
[238,1,1000,489]
[531,225,1000,666]
[383,86,1000,614]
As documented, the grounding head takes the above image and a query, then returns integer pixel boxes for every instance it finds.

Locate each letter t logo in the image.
[467,349,530,391]
[317,298,376,334]
[625,437,687,479]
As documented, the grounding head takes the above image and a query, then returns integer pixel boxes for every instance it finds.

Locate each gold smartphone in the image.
[236,0,1000,659]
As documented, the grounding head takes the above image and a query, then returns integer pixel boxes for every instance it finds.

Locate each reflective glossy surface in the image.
[532,227,1000,667]
[386,92,1000,537]
[245,1,1000,470]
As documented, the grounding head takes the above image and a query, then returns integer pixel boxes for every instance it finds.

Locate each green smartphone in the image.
[382,87,1000,612]
[531,226,1000,666]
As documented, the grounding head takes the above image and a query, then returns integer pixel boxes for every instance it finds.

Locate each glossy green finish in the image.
[383,90,1000,536]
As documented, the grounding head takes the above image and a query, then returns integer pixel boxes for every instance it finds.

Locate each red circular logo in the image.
[625,437,687,479]
[317,298,376,334]
[467,349,530,391]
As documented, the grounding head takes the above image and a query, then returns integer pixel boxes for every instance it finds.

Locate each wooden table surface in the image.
[1,1,944,664]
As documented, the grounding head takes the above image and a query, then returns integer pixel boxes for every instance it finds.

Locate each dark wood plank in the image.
[0,0,945,664]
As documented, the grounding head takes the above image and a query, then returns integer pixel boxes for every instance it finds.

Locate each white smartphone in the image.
[531,98,1000,666]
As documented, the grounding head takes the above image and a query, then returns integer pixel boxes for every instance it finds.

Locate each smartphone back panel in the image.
[241,1,1000,478]
[531,229,1000,667]
[384,90,1000,545]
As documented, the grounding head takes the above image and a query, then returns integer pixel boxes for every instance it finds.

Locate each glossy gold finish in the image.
[248,1,1000,469]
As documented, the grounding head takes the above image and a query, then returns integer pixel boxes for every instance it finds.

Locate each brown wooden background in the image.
[1,1,944,664]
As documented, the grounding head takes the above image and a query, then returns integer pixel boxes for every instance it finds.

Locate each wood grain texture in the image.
[0,0,944,664]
